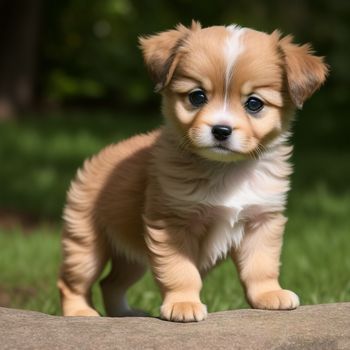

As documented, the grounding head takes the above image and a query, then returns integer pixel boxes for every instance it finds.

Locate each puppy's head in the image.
[140,22,328,162]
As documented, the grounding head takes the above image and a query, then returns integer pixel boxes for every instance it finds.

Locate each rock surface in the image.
[0,303,349,349]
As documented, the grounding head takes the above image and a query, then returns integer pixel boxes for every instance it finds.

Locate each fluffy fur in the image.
[58,21,328,322]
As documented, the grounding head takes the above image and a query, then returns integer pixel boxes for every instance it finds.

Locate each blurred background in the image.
[0,0,349,315]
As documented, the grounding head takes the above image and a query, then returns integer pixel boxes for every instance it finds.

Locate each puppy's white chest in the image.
[203,168,286,217]
[159,156,289,270]
[199,208,244,270]
[197,166,288,270]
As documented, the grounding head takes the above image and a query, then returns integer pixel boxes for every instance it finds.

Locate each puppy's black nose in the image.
[211,125,232,141]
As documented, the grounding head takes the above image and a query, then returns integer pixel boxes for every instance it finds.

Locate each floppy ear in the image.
[139,21,201,91]
[278,35,328,109]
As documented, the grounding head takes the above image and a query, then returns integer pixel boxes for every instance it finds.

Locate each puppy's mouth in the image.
[209,144,234,153]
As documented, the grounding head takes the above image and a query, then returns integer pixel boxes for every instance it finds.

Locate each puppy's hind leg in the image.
[100,254,147,317]
[58,226,108,317]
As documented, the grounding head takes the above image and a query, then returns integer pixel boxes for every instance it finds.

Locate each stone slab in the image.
[0,303,349,349]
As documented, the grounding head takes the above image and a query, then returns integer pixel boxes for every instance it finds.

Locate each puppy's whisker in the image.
[249,150,258,161]
[177,135,194,156]
[250,143,268,161]
[258,143,268,154]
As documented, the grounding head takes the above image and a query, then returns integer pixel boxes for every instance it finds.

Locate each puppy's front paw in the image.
[161,301,207,322]
[69,308,100,317]
[250,289,300,310]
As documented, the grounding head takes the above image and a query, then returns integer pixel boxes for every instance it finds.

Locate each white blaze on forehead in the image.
[223,25,245,111]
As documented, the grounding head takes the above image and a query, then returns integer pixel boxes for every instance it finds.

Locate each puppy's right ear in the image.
[139,21,201,91]
[278,34,329,109]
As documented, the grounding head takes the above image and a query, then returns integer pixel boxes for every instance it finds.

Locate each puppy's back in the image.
[63,129,160,257]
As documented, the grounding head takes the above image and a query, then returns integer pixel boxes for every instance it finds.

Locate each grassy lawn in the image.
[0,110,349,316]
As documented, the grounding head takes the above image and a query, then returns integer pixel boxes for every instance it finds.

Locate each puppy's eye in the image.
[245,96,264,114]
[188,89,207,108]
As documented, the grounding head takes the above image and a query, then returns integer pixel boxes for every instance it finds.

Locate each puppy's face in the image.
[140,22,328,162]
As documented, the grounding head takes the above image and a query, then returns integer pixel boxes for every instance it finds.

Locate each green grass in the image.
[0,111,160,218]
[0,110,349,316]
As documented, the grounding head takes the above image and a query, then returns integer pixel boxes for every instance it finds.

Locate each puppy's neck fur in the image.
[152,124,292,205]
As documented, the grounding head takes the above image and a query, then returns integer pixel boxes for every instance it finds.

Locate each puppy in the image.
[58,21,327,322]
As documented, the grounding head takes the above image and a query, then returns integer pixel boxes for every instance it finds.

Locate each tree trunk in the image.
[0,0,41,119]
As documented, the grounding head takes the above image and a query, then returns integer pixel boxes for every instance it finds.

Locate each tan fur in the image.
[278,33,329,108]
[58,22,328,322]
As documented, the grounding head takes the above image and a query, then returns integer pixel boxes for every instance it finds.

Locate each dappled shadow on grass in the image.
[0,285,37,308]
[0,209,59,233]
[291,151,350,193]
[0,111,160,219]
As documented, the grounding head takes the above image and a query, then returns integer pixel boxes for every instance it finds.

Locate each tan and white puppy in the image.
[58,22,328,322]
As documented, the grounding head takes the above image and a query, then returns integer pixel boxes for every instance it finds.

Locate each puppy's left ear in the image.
[139,21,201,92]
[278,34,329,109]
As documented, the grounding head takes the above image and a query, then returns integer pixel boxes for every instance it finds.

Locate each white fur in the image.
[224,25,245,111]
[155,131,290,271]
[200,220,245,270]
[190,120,248,157]
[198,155,289,270]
